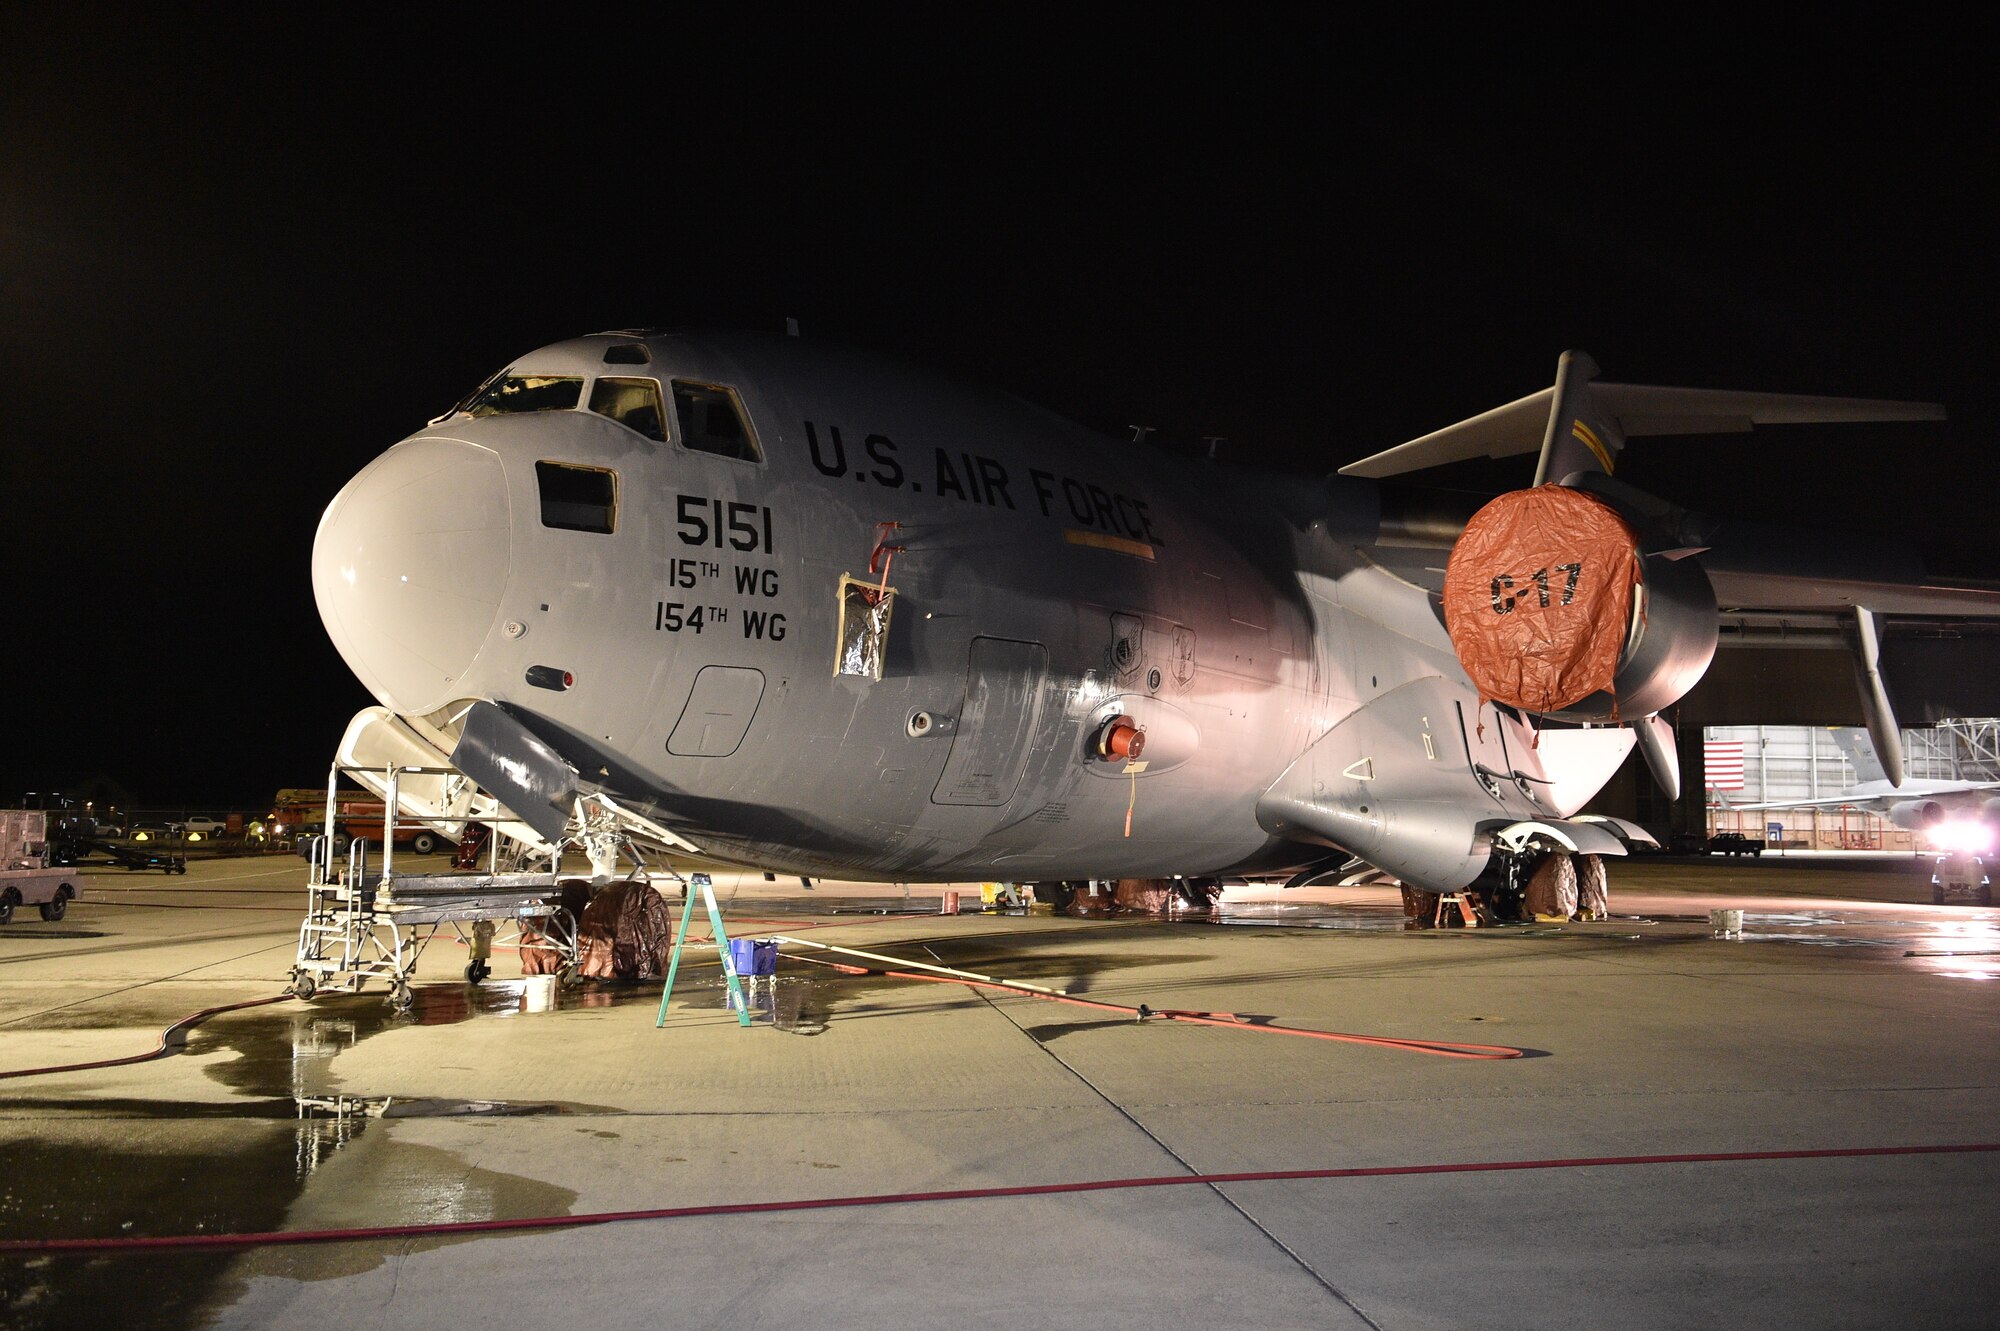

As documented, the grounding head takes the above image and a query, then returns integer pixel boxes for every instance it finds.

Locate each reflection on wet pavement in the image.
[672,974,833,1034]
[0,980,647,1330]
[1210,899,1408,931]
[1202,895,2000,983]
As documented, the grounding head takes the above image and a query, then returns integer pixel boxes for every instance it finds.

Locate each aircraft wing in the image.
[1339,383,1945,480]
[1726,782,2000,812]
[1340,357,2000,786]
[1724,794,1895,812]
[1694,537,2000,739]
[1700,523,2000,619]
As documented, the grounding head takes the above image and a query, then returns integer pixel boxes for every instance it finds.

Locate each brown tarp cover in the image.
[1057,879,1220,916]
[1575,853,1609,920]
[520,880,592,976]
[1524,853,1579,920]
[1443,485,1640,714]
[1113,879,1173,914]
[575,880,675,979]
[1064,881,1118,917]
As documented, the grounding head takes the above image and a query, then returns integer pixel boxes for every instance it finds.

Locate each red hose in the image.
[889,968,1523,1058]
[0,994,295,1081]
[786,953,1524,1059]
[4,1142,1992,1255]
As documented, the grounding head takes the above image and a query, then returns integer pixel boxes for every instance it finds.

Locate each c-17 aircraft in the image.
[310,332,2000,909]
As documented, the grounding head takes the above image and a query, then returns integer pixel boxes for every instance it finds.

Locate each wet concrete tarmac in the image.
[2,854,1998,1328]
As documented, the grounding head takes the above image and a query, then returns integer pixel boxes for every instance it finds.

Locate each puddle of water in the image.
[0,978,671,1327]
[1732,933,1897,948]
[669,974,836,1034]
[1208,902,1408,931]
[235,1137,581,1285]
[0,1127,302,1331]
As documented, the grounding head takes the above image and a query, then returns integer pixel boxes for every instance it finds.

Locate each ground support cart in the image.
[0,864,83,923]
[290,742,690,1010]
[1,810,85,922]
[290,843,581,1011]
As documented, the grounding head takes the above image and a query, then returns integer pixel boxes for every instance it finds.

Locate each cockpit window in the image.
[672,381,762,462]
[588,377,667,443]
[467,375,584,417]
[535,461,617,534]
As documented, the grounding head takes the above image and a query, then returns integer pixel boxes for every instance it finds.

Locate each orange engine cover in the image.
[1442,485,1641,714]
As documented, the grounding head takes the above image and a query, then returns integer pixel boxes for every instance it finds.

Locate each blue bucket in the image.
[727,938,778,977]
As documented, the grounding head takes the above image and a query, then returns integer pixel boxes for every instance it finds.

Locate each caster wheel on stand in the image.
[390,980,414,1013]
[291,970,317,999]
[465,960,490,984]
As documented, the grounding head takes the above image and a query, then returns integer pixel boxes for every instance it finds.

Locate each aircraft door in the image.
[932,638,1048,807]
[667,666,766,757]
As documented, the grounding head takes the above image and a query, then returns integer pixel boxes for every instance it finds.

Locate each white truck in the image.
[1,810,84,922]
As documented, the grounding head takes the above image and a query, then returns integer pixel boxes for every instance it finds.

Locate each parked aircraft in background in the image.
[308,334,2000,903]
[1731,728,2000,851]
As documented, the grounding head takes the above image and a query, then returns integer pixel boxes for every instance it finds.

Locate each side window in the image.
[467,375,583,416]
[588,377,667,443]
[536,462,617,534]
[672,381,762,462]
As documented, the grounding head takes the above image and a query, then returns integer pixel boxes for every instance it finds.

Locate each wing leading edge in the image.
[1340,374,1945,481]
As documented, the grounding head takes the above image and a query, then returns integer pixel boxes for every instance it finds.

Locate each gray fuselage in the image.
[314,332,1574,885]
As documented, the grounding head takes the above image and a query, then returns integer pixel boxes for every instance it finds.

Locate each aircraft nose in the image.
[313,437,512,716]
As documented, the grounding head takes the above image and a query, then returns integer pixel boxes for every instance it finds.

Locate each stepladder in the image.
[655,872,752,1028]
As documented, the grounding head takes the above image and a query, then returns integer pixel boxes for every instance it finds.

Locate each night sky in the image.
[4,18,1991,809]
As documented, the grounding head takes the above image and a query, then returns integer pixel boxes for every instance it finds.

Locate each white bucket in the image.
[521,974,559,1012]
[1709,908,1744,937]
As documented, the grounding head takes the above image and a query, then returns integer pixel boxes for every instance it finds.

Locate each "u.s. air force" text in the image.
[803,422,1163,548]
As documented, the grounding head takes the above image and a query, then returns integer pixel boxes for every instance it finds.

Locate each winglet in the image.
[1533,351,1620,485]
[1847,607,1907,787]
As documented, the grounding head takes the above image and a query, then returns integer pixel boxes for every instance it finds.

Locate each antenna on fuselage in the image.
[785,317,801,338]
[1203,436,1227,460]
[1128,425,1155,443]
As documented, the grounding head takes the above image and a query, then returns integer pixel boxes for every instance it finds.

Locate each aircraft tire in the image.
[1033,882,1076,912]
[1172,878,1222,911]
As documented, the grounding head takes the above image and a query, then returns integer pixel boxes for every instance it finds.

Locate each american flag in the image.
[1704,740,1745,790]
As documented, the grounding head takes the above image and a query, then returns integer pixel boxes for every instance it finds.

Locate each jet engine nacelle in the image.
[1443,486,1718,723]
[1888,799,1946,831]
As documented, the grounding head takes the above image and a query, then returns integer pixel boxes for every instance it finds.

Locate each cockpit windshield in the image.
[588,377,667,442]
[466,375,584,417]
